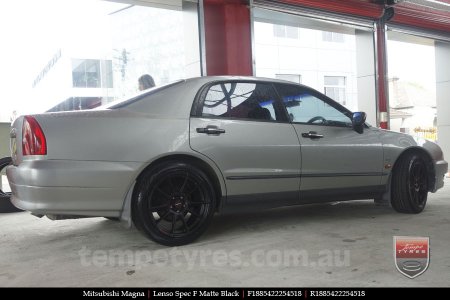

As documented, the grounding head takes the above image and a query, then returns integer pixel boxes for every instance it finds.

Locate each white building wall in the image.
[109,6,188,99]
[254,21,359,111]
[435,41,450,165]
[33,53,73,111]
[31,3,201,110]
[355,29,377,126]
[32,50,115,111]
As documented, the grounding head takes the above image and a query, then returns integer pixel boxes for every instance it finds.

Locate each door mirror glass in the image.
[352,112,366,133]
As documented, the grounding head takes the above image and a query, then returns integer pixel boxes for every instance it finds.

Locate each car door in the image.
[190,80,301,209]
[274,83,384,200]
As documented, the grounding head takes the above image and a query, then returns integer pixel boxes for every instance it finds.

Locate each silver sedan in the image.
[7,76,448,246]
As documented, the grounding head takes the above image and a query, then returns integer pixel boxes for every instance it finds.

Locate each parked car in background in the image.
[6,76,448,246]
[0,157,21,213]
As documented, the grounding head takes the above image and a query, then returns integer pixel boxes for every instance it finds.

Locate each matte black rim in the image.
[408,159,428,206]
[146,170,212,238]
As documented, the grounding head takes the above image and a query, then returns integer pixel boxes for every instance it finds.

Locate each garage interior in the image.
[1,0,450,287]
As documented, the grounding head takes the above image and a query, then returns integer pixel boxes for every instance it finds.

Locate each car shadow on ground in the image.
[203,199,396,239]
[1,198,434,251]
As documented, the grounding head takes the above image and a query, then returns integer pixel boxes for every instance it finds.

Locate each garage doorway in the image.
[387,32,437,140]
[387,29,450,164]
[252,7,378,125]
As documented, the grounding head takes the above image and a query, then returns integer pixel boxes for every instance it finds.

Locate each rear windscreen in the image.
[99,80,185,110]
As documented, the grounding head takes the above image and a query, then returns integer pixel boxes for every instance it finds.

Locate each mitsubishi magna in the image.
[7,77,448,246]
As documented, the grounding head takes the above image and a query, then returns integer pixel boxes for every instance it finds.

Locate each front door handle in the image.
[196,125,226,135]
[302,131,324,139]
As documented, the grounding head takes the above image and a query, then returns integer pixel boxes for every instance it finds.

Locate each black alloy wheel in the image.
[391,153,428,214]
[132,162,216,246]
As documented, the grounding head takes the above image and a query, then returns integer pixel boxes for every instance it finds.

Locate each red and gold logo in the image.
[394,236,429,278]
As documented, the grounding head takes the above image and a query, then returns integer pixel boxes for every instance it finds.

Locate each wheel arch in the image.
[391,146,435,192]
[134,153,226,210]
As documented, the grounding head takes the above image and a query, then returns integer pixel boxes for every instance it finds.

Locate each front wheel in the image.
[391,153,428,214]
[132,162,217,246]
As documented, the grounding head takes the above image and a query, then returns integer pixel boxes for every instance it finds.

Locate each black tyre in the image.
[391,153,428,214]
[132,161,217,246]
[0,157,22,213]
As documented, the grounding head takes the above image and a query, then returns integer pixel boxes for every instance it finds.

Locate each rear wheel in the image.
[0,157,22,213]
[391,153,428,214]
[132,162,217,246]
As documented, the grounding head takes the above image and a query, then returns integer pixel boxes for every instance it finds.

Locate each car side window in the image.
[275,84,352,127]
[201,82,283,121]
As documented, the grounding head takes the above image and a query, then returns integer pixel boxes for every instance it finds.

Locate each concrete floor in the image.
[1,178,449,287]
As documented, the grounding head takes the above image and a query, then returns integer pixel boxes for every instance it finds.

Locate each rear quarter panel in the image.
[36,109,190,162]
[9,79,228,214]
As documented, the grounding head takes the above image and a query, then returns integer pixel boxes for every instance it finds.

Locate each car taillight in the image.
[22,116,47,156]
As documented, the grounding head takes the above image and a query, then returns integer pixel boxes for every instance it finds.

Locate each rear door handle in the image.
[302,131,323,139]
[196,125,226,135]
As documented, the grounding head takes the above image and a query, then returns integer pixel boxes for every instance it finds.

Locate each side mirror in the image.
[352,112,366,134]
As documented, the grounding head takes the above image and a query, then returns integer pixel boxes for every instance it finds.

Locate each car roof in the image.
[105,75,321,117]
[185,75,306,86]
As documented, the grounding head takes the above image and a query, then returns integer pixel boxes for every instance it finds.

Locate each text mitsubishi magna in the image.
[7,77,448,246]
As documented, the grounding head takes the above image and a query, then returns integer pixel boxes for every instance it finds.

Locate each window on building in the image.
[85,60,101,88]
[275,74,301,84]
[100,60,113,88]
[322,31,345,43]
[72,59,88,88]
[324,76,346,105]
[72,59,113,88]
[202,82,282,121]
[273,24,299,39]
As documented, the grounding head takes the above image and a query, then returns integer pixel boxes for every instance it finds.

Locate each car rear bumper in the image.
[432,159,448,192]
[6,159,141,216]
